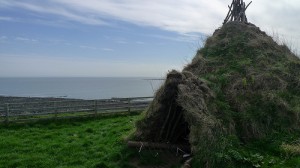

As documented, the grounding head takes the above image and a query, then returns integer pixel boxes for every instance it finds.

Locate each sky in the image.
[0,0,299,77]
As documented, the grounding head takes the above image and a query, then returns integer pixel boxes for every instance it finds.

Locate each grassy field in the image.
[1,113,300,168]
[0,113,183,168]
[0,114,141,168]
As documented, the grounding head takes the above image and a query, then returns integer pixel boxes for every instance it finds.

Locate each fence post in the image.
[54,102,58,119]
[94,100,98,116]
[127,98,131,113]
[5,103,9,123]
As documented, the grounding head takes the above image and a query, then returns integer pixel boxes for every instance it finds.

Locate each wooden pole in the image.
[94,100,98,115]
[159,101,173,140]
[127,98,131,113]
[245,1,252,10]
[223,0,234,24]
[223,0,251,24]
[168,111,184,142]
[127,141,190,152]
[5,103,9,123]
[54,102,58,119]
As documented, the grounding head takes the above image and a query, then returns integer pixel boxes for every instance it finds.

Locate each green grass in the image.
[0,114,140,168]
[0,113,185,168]
[211,133,300,168]
[1,113,299,168]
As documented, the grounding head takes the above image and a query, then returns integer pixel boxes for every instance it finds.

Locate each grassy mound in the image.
[134,22,300,167]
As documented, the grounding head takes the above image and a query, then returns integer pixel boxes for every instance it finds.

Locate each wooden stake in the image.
[127,141,190,152]
[223,0,252,24]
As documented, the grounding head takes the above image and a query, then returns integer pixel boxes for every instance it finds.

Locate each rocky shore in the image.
[0,96,80,105]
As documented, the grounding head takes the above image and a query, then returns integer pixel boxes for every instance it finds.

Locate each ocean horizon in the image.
[0,77,163,100]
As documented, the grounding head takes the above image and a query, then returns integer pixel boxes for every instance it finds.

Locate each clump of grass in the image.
[282,143,300,155]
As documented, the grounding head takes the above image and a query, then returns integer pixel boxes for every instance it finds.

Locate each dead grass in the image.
[282,143,300,155]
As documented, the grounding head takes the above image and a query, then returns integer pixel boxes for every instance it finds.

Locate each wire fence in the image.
[0,97,152,123]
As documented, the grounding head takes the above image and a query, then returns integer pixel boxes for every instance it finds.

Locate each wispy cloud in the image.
[15,37,38,42]
[2,0,300,37]
[0,0,299,33]
[1,0,300,53]
[0,36,7,40]
[49,0,226,34]
[80,45,114,51]
[0,0,226,34]
[0,36,8,43]
[0,16,15,21]
[79,45,97,50]
[0,0,108,26]
[149,33,203,43]
[247,1,300,36]
[101,48,114,52]
[116,40,128,44]
[136,41,145,45]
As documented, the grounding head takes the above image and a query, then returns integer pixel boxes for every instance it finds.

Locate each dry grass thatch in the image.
[133,22,300,167]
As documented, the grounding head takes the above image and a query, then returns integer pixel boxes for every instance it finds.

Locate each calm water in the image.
[0,77,163,100]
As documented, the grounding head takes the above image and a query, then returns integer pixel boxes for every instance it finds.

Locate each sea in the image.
[0,77,164,100]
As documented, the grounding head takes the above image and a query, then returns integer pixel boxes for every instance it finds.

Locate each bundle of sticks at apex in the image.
[223,0,252,24]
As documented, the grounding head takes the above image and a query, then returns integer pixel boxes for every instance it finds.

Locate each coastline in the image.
[0,77,161,100]
[0,96,81,105]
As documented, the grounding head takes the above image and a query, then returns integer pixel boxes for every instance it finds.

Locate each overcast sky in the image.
[0,0,299,77]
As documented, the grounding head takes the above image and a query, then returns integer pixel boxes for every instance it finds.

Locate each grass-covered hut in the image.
[133,22,300,167]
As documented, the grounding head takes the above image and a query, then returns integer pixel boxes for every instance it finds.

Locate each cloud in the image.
[80,45,115,51]
[0,0,227,34]
[2,1,300,35]
[0,36,7,40]
[116,40,128,44]
[136,41,145,45]
[15,37,38,42]
[149,33,204,43]
[249,1,300,35]
[101,48,114,52]
[79,45,97,50]
[1,0,300,54]
[50,0,227,34]
[246,0,300,54]
[0,0,107,26]
[0,36,8,43]
[0,16,15,21]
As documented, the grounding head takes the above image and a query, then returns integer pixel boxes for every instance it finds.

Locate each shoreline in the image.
[0,96,81,105]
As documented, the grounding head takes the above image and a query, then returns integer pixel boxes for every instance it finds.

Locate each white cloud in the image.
[101,48,114,52]
[79,45,97,50]
[0,36,8,43]
[1,0,300,53]
[1,0,300,35]
[247,0,300,54]
[116,40,128,44]
[0,0,227,34]
[0,36,7,40]
[0,0,107,25]
[15,37,38,42]
[149,33,204,43]
[136,41,145,45]
[50,0,227,34]
[0,16,14,21]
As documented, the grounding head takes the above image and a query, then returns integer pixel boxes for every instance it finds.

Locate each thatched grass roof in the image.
[133,22,300,167]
